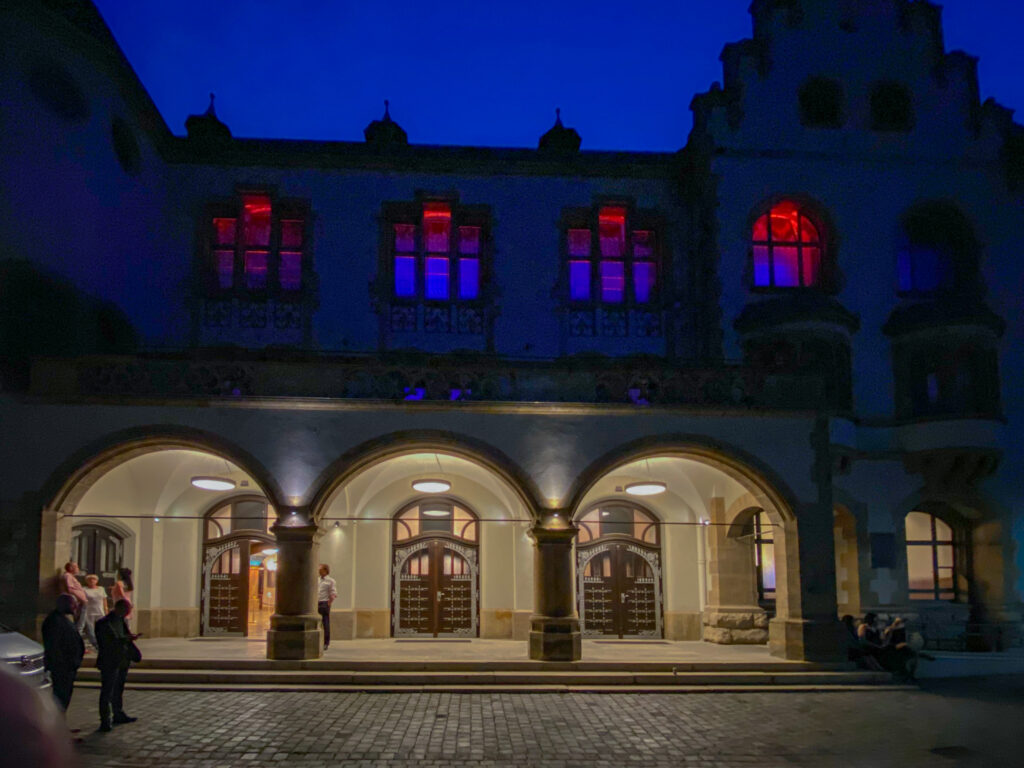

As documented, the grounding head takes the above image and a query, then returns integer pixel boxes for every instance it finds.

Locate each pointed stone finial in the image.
[365,99,408,148]
[185,92,231,142]
[538,107,580,155]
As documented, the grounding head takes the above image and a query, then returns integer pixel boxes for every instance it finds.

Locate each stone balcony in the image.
[27,353,825,410]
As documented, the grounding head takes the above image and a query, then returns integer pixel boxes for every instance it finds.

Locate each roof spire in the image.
[364,99,408,148]
[538,107,580,155]
[185,91,231,143]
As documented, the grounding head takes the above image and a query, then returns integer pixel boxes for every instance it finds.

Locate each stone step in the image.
[83,658,853,673]
[77,668,892,687]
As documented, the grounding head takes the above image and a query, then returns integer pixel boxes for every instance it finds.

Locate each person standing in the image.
[59,562,88,636]
[41,594,85,711]
[81,574,108,651]
[317,564,337,651]
[95,599,138,732]
[110,568,134,627]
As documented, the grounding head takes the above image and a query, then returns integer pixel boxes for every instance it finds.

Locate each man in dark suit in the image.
[41,593,85,710]
[95,599,138,732]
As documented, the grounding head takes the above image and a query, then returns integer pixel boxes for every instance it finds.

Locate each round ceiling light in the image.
[625,481,667,496]
[411,479,451,493]
[421,508,451,517]
[261,548,278,555]
[191,476,236,491]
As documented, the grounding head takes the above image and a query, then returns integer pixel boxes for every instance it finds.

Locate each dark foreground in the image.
[64,676,1024,767]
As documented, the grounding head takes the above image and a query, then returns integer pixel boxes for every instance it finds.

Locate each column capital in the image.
[528,523,578,545]
[270,521,318,542]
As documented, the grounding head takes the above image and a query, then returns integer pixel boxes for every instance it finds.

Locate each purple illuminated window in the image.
[458,226,480,254]
[394,223,416,253]
[632,230,654,259]
[600,260,625,303]
[459,258,479,299]
[568,229,591,257]
[244,250,268,290]
[215,249,234,289]
[598,207,626,257]
[425,256,450,299]
[243,195,271,247]
[213,218,237,246]
[280,252,301,291]
[394,256,415,296]
[634,261,656,303]
[281,219,303,249]
[570,260,591,301]
[423,203,451,253]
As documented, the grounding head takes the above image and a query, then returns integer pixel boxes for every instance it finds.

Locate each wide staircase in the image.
[77,657,903,693]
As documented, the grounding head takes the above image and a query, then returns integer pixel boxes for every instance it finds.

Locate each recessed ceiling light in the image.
[412,479,451,493]
[625,481,666,496]
[261,548,278,555]
[191,476,236,491]
[421,508,451,517]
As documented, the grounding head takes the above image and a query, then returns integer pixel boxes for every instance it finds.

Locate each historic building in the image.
[1,0,1021,662]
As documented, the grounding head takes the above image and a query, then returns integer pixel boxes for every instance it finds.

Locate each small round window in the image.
[28,61,89,123]
[111,117,141,175]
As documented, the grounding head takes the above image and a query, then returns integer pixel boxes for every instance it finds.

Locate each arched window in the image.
[897,204,977,295]
[905,511,957,601]
[751,201,824,288]
[576,504,660,545]
[393,501,477,542]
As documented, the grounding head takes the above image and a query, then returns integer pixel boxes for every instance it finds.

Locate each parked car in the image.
[0,623,50,690]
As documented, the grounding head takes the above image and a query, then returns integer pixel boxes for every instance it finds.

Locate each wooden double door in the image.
[393,538,478,637]
[577,541,662,638]
[201,537,274,636]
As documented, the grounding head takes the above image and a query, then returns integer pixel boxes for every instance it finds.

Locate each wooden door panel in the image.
[396,547,434,635]
[580,550,616,636]
[203,540,248,635]
[437,547,474,636]
[578,542,662,638]
[619,549,659,636]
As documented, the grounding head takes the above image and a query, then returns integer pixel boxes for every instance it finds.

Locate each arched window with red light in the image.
[751,201,824,289]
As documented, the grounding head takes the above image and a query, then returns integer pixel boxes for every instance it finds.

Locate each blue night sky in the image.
[93,1,1024,151]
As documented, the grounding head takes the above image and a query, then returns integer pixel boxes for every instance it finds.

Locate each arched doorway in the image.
[391,499,479,637]
[201,497,276,637]
[576,503,663,638]
[70,523,124,591]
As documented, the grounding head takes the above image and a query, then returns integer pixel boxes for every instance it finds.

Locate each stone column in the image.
[702,497,769,644]
[528,515,581,661]
[266,511,321,660]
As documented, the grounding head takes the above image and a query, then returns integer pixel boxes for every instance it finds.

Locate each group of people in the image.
[842,612,935,681]
[41,561,140,732]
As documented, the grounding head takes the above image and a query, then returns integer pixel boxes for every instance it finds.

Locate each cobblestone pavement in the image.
[63,678,1024,768]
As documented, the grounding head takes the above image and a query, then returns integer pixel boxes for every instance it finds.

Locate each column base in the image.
[769,617,845,661]
[529,616,581,661]
[266,614,321,660]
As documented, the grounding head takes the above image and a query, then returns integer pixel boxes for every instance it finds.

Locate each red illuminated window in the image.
[751,201,823,289]
[565,205,659,304]
[388,201,487,303]
[206,193,308,294]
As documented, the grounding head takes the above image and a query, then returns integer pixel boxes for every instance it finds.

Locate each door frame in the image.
[575,502,664,639]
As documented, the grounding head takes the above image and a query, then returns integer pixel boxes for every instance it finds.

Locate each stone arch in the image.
[566,438,806,654]
[307,430,543,524]
[309,432,539,642]
[37,426,283,620]
[565,435,798,520]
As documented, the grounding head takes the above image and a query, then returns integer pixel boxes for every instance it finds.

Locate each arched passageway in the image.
[41,443,274,639]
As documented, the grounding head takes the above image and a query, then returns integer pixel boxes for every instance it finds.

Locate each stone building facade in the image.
[0,0,1021,661]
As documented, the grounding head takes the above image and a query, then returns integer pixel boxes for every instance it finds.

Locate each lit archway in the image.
[311,447,534,641]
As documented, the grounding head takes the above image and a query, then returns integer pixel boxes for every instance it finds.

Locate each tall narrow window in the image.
[751,201,824,288]
[905,511,957,601]
[751,511,776,604]
[205,194,308,294]
[565,205,660,305]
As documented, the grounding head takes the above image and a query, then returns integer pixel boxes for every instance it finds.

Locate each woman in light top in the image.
[110,568,134,626]
[81,574,108,650]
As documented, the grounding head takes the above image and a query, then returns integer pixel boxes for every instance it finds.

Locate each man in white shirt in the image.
[316,564,337,650]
